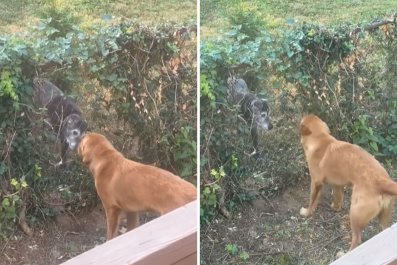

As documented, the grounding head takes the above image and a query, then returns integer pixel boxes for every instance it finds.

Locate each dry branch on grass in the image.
[350,15,396,36]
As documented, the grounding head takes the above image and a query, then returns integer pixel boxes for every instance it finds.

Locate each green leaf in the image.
[10,178,18,187]
[240,251,250,261]
[106,73,118,82]
[225,244,238,255]
[210,169,218,177]
[180,165,193,178]
[21,181,28,189]
[0,164,8,176]
[370,141,378,152]
[208,193,217,206]
[1,198,10,208]
[5,205,16,219]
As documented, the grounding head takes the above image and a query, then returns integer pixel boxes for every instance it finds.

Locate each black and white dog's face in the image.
[227,76,273,131]
[250,99,273,131]
[61,114,88,151]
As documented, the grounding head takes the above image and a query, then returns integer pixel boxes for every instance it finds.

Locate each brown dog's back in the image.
[79,132,197,215]
[116,161,196,213]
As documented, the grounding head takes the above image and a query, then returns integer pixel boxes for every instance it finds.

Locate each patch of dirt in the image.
[201,178,397,265]
[0,205,157,265]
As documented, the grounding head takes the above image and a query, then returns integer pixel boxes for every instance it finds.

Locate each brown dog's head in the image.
[77,134,88,157]
[78,133,100,157]
[300,114,330,139]
[77,133,115,165]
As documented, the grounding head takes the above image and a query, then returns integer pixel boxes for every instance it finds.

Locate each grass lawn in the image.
[0,0,196,33]
[201,0,397,38]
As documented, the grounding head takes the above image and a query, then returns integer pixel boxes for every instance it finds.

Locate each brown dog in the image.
[300,114,397,251]
[78,132,197,240]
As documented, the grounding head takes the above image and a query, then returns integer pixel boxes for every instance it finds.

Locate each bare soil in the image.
[0,204,106,265]
[201,177,397,265]
[0,203,157,265]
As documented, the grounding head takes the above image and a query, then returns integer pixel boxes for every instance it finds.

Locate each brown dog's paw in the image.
[300,207,311,217]
[336,250,346,259]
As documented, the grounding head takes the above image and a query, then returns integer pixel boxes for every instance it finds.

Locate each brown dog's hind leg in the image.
[300,180,324,217]
[331,185,344,211]
[105,206,121,240]
[349,222,362,251]
[378,198,394,230]
[349,192,380,250]
[126,212,139,231]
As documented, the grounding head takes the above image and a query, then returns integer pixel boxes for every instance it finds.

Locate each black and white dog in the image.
[227,76,273,157]
[33,77,87,166]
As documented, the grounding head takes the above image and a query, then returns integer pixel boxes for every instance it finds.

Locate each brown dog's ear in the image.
[300,124,311,136]
[78,140,85,156]
[79,142,89,165]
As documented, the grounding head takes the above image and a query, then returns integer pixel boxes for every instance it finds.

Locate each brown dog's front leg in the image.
[300,181,323,217]
[105,206,121,240]
[126,212,139,231]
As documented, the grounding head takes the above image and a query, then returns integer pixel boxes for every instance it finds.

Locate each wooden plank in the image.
[330,222,397,265]
[172,252,197,265]
[60,200,197,265]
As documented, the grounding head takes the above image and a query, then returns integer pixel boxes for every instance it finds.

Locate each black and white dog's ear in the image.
[250,99,259,110]
[260,99,270,113]
[250,98,269,112]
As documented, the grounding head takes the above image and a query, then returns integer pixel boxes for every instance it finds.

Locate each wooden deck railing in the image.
[60,200,197,265]
[330,222,397,265]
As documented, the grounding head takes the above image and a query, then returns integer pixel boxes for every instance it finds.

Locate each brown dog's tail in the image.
[378,178,397,196]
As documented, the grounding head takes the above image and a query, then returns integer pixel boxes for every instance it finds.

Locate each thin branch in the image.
[350,16,396,36]
[2,131,16,163]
